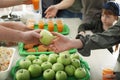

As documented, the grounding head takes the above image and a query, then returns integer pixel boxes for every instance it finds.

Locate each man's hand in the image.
[44,5,58,18]
[22,29,41,44]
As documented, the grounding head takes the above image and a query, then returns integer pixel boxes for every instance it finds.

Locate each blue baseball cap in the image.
[103,2,120,16]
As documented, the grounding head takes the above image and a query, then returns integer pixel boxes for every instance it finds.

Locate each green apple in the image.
[49,53,58,58]
[70,53,80,59]
[19,59,31,69]
[39,29,55,45]
[32,59,43,65]
[65,65,75,76]
[41,62,52,71]
[71,59,80,68]
[74,67,87,79]
[48,54,58,64]
[39,54,48,62]
[56,71,67,80]
[28,64,42,77]
[57,54,71,65]
[16,69,30,80]
[59,51,70,57]
[52,63,64,72]
[26,55,36,61]
[43,69,55,80]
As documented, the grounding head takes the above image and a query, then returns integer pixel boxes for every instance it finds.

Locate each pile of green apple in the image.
[15,51,87,80]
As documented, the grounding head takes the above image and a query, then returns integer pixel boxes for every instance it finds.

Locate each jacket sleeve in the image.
[78,19,120,56]
[78,22,96,33]
[115,72,120,80]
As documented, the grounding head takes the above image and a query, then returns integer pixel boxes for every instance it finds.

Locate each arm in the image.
[78,23,95,33]
[0,21,32,31]
[49,32,83,53]
[45,0,75,18]
[53,0,75,10]
[0,0,32,8]
[0,25,41,44]
[78,19,120,56]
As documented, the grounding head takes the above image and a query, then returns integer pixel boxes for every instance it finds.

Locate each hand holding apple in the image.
[39,30,55,45]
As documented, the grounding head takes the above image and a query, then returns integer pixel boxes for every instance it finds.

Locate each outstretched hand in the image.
[49,32,72,53]
[45,5,58,18]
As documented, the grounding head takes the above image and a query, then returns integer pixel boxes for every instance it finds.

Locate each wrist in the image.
[16,31,25,43]
[69,39,83,49]
[54,5,60,10]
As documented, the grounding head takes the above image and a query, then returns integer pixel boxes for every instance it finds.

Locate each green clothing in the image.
[67,0,82,13]
[78,18,103,33]
[77,18,120,80]
[81,0,107,23]
[77,18,120,56]
[78,18,114,53]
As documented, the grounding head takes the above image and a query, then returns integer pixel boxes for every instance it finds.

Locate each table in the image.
[6,18,120,80]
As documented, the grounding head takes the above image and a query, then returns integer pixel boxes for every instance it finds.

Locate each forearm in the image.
[0,25,23,42]
[0,22,31,31]
[69,39,83,49]
[54,0,75,10]
[0,0,25,8]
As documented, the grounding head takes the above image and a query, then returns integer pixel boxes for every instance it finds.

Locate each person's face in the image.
[101,12,117,27]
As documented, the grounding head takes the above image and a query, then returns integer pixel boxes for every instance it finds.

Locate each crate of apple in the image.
[11,51,90,80]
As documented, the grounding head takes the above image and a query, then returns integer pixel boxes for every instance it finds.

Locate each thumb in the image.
[32,32,41,38]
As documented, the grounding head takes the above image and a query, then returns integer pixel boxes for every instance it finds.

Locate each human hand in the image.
[0,21,32,31]
[44,5,58,18]
[12,22,32,31]
[79,31,86,36]
[22,29,41,44]
[49,32,72,53]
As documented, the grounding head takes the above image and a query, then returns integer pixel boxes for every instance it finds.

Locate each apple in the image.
[32,59,43,65]
[48,54,58,64]
[39,54,48,62]
[43,69,55,80]
[52,63,64,72]
[74,67,87,79]
[26,55,36,61]
[56,71,67,80]
[71,59,80,68]
[41,62,52,71]
[28,64,42,77]
[49,53,58,58]
[70,53,80,59]
[39,29,55,45]
[59,51,70,57]
[16,69,30,80]
[19,59,31,69]
[57,54,71,65]
[65,65,75,76]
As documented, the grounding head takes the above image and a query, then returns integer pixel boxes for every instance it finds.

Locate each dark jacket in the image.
[77,18,120,56]
[78,17,113,53]
[77,18,120,80]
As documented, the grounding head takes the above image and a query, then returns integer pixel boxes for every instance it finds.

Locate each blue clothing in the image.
[56,9,82,19]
